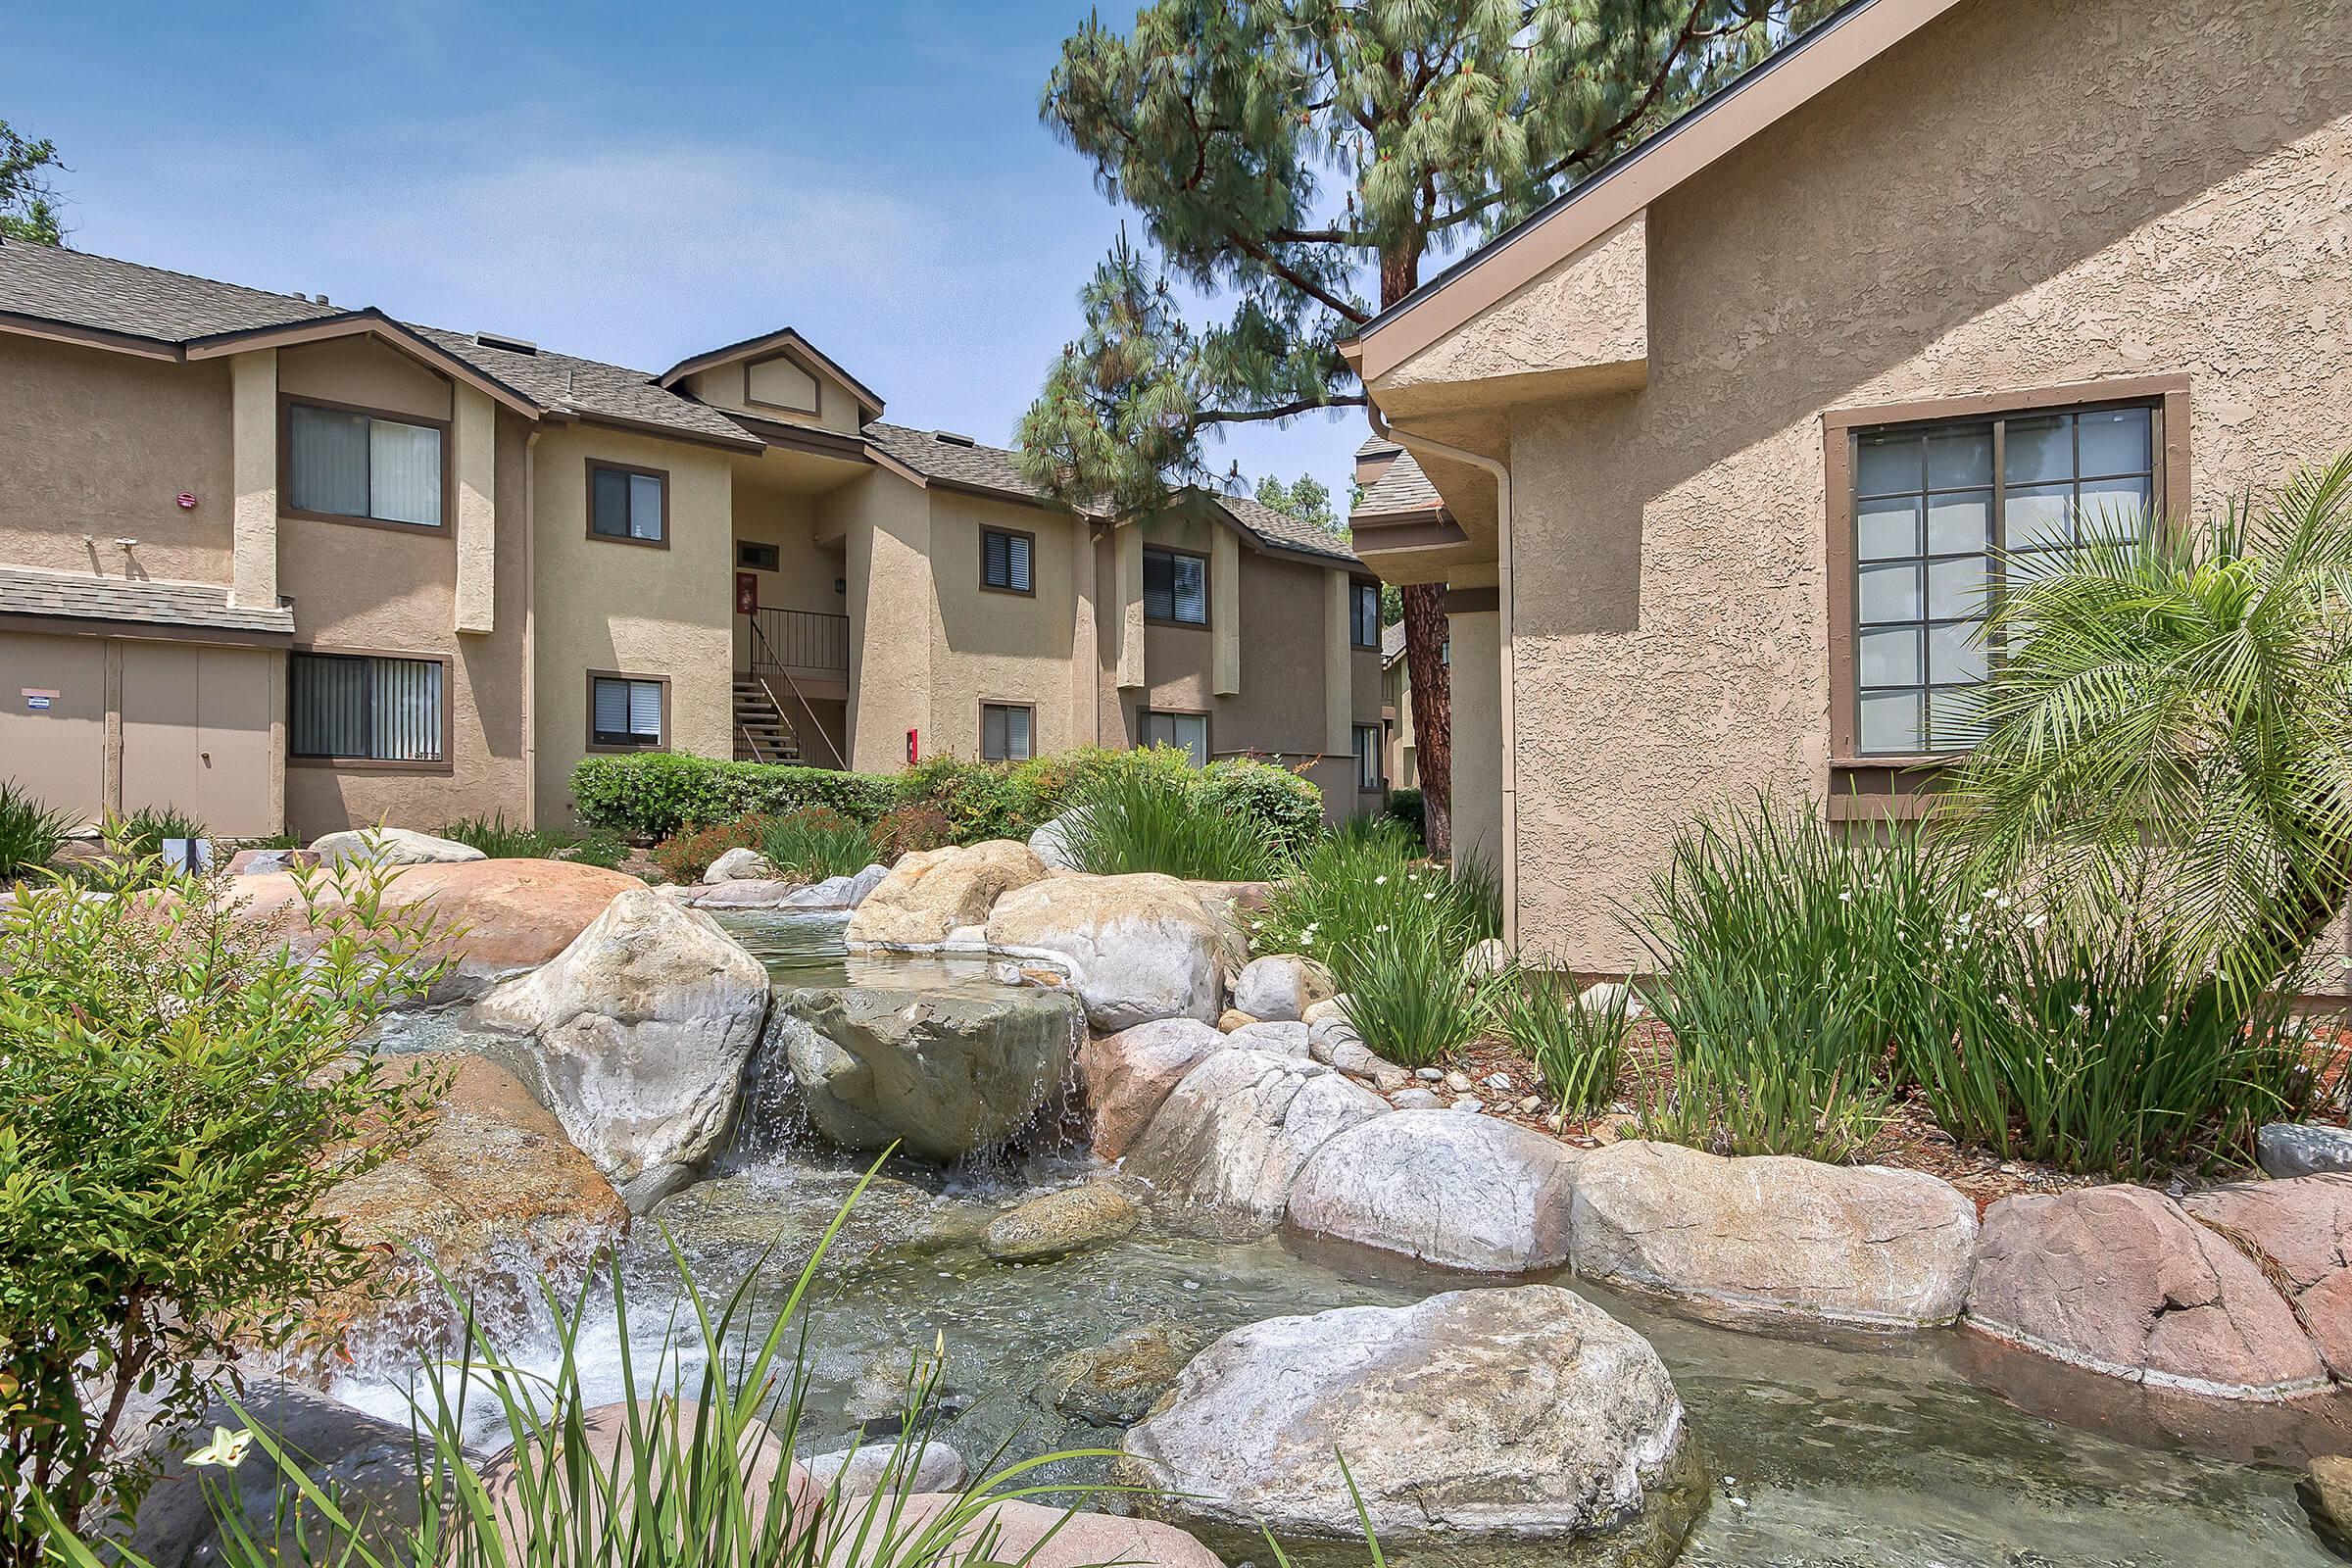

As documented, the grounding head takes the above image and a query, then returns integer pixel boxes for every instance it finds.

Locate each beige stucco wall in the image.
[681,354,861,436]
[1488,0,2352,972]
[826,469,935,771]
[924,489,1082,760]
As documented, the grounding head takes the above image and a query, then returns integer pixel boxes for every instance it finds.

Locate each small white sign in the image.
[163,838,214,872]
[23,688,57,711]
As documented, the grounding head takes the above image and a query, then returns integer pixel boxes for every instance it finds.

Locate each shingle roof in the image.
[1381,621,1406,665]
[0,565,295,635]
[865,422,1048,504]
[1214,492,1359,564]
[405,325,755,446]
[0,239,340,342]
[1355,433,1401,459]
[1351,448,1446,519]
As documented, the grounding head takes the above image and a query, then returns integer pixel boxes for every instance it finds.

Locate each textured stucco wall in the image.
[926,488,1081,759]
[828,469,934,771]
[1492,0,2352,972]
[681,358,862,436]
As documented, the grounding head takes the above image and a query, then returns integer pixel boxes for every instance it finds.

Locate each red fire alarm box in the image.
[906,728,919,764]
[735,572,759,614]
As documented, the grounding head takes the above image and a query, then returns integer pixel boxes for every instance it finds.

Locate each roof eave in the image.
[181,310,548,416]
[658,326,887,419]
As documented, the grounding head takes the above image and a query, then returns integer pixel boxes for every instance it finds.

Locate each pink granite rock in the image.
[2185,1174,2352,1380]
[1079,1017,1226,1159]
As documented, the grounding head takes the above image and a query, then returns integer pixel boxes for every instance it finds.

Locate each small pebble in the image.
[1484,1072,1513,1091]
[1516,1095,1543,1114]
[1450,1096,1484,1113]
[1444,1070,1474,1093]
[1415,1066,1445,1082]
[1182,1280,1200,1291]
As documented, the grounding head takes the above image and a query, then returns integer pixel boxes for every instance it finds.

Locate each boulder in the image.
[1214,1008,1256,1033]
[300,1055,629,1372]
[1224,1020,1310,1058]
[827,1496,1222,1568]
[2304,1455,2352,1556]
[1038,1321,1204,1427]
[704,847,774,883]
[1577,980,1650,1021]
[226,846,317,876]
[2259,1122,2352,1180]
[1121,1049,1389,1235]
[797,862,891,910]
[771,985,1083,1162]
[804,1438,967,1495]
[309,825,487,867]
[1288,1110,1578,1272]
[1568,1141,1978,1327]
[473,889,769,1186]
[1391,1088,1443,1109]
[1115,1286,1693,1548]
[847,841,1048,949]
[2183,1175,2352,1380]
[986,871,1238,1031]
[1965,1184,2328,1399]
[689,878,800,909]
[1461,937,1511,979]
[1028,812,1082,871]
[1078,1017,1227,1160]
[1229,954,1337,1022]
[984,1182,1143,1262]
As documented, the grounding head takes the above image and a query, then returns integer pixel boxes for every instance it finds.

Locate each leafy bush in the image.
[0,782,66,882]
[760,807,876,882]
[440,811,625,868]
[1059,765,1284,880]
[866,803,955,863]
[1,836,451,1557]
[651,812,768,884]
[1382,785,1425,844]
[571,754,900,841]
[1501,972,1632,1115]
[896,755,1023,843]
[1197,757,1323,859]
[1252,818,1494,997]
[115,805,205,859]
[1340,922,1495,1069]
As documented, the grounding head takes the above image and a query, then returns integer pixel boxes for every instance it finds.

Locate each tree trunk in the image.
[1401,581,1453,858]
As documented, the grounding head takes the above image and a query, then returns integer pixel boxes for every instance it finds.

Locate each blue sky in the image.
[3,0,1367,504]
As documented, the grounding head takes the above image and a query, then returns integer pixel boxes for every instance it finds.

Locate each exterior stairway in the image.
[733,673,803,763]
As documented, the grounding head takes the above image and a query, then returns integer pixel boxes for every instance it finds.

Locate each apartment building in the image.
[0,241,1385,839]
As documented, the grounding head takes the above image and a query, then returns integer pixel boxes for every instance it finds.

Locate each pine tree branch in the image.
[1197,395,1369,427]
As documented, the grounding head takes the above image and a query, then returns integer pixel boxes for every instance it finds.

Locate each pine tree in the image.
[0,120,65,246]
[1018,0,1832,856]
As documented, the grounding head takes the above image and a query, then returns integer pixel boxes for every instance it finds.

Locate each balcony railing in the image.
[748,607,850,675]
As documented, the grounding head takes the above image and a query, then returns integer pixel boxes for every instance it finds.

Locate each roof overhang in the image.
[659,327,886,420]
[180,310,547,416]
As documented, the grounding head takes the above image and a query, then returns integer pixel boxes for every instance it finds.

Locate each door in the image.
[0,632,108,827]
[121,642,277,838]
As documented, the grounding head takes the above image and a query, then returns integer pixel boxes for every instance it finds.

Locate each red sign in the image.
[906,728,919,764]
[735,572,759,614]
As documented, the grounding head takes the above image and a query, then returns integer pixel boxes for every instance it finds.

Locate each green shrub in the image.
[1340,922,1496,1069]
[896,755,1023,843]
[1,838,451,1557]
[115,805,205,859]
[760,807,877,882]
[1252,818,1494,997]
[0,782,67,883]
[570,754,900,841]
[1382,786,1425,844]
[1198,757,1323,858]
[1501,972,1632,1115]
[867,803,956,863]
[1059,765,1284,880]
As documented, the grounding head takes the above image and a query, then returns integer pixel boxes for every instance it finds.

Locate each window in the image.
[982,528,1034,594]
[1848,400,2159,758]
[738,540,780,571]
[1139,710,1208,766]
[981,703,1034,762]
[1349,581,1381,649]
[289,652,445,762]
[589,462,667,545]
[1144,547,1208,625]
[286,402,444,527]
[590,674,665,749]
[1353,723,1382,791]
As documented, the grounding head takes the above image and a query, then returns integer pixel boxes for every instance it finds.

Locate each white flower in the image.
[1423,891,1438,902]
[1374,924,1389,934]
[188,1427,252,1470]
[1837,891,1852,903]
[1374,875,1388,886]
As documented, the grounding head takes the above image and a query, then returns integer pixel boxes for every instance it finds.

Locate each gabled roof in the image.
[1381,620,1406,665]
[1354,433,1401,459]
[1351,448,1446,521]
[1213,491,1359,565]
[0,239,338,345]
[408,325,758,447]
[657,325,886,420]
[866,422,1047,505]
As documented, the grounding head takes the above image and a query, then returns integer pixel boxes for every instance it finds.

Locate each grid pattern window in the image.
[1349,582,1381,649]
[287,404,443,526]
[981,703,1034,762]
[1353,723,1382,791]
[738,541,780,570]
[592,676,664,748]
[982,529,1033,593]
[591,465,666,543]
[290,653,444,761]
[1139,710,1208,767]
[1851,402,2156,757]
[1144,548,1207,624]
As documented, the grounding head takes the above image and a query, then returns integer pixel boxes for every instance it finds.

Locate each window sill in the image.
[282,509,448,535]
[1145,616,1210,630]
[587,741,669,755]
[587,532,669,551]
[289,756,453,774]
[979,583,1037,598]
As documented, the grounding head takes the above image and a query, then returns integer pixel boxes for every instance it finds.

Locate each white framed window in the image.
[591,674,665,749]
[289,652,445,762]
[287,402,445,527]
[1139,710,1208,767]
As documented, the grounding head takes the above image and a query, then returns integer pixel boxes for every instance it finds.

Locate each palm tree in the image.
[1942,451,2352,999]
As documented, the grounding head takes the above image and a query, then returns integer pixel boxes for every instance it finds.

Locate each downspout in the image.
[1365,407,1520,952]
[522,427,541,828]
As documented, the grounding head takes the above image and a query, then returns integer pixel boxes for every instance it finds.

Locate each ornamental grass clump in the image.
[0,781,66,882]
[759,806,877,882]
[1339,922,1497,1069]
[1500,973,1634,1116]
[1059,764,1283,881]
[441,811,626,868]
[1252,818,1496,996]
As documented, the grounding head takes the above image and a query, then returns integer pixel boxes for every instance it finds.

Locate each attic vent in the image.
[474,329,539,355]
[933,430,976,447]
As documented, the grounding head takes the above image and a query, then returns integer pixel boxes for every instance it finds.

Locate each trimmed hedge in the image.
[570,746,1323,854]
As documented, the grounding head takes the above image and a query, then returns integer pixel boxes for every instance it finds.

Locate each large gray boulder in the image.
[770,985,1083,1163]
[985,872,1238,1031]
[2258,1122,2352,1179]
[1121,1049,1389,1235]
[1115,1286,1694,1549]
[472,889,769,1186]
[1287,1109,1578,1272]
[1567,1141,1979,1327]
[308,824,486,868]
[847,841,1048,949]
[1965,1183,2328,1399]
[1229,954,1337,1022]
[1078,1017,1226,1160]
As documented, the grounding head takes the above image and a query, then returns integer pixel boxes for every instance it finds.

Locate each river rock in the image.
[1965,1184,2328,1399]
[772,985,1083,1162]
[1038,1321,1205,1427]
[847,840,1048,948]
[984,1182,1143,1262]
[1116,1286,1692,1547]
[1301,994,1348,1027]
[985,872,1238,1031]
[2303,1455,2352,1555]
[1230,954,1336,1022]
[1461,937,1511,979]
[1224,1020,1310,1058]
[705,847,774,883]
[1121,1049,1389,1234]
[805,1438,967,1495]
[1028,812,1082,871]
[1567,1142,1977,1327]
[2183,1175,2352,1380]
[1392,1087,1443,1109]
[473,889,769,1186]
[1287,1110,1578,1272]
[839,1497,1222,1568]
[1214,1008,1256,1032]
[689,878,797,908]
[1577,980,1650,1020]
[309,825,487,867]
[2259,1123,2352,1179]
[792,862,891,909]
[1078,1017,1227,1160]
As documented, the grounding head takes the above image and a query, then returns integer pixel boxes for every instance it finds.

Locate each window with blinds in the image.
[1144,548,1207,625]
[289,653,445,762]
[981,703,1033,761]
[287,403,444,526]
[1354,723,1382,791]
[590,464,667,544]
[591,676,664,748]
[1139,710,1208,766]
[982,528,1033,593]
[1349,581,1380,649]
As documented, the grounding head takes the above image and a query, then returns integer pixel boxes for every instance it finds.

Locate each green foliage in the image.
[0,119,64,245]
[0,831,452,1557]
[866,804,956,864]
[1501,973,1631,1116]
[1060,765,1284,880]
[1253,818,1494,998]
[114,805,204,859]
[1382,786,1425,845]
[0,781,67,882]
[1254,472,1340,534]
[896,754,1023,843]
[1198,757,1324,858]
[439,811,625,869]
[1339,922,1496,1070]
[570,754,901,841]
[759,808,877,883]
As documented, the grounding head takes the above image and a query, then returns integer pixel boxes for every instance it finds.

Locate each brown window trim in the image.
[978,700,1037,762]
[1351,721,1385,792]
[286,644,456,773]
[1138,705,1212,760]
[1348,576,1382,651]
[743,347,822,416]
[980,525,1038,598]
[1824,373,2189,779]
[278,393,455,534]
[585,459,671,550]
[585,669,670,753]
[1143,545,1212,628]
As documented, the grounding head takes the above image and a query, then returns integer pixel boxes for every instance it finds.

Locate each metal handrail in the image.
[744,613,847,769]
[747,607,851,674]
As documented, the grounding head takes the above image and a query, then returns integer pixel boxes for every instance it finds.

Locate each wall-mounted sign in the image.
[735,571,759,614]
[22,688,57,711]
